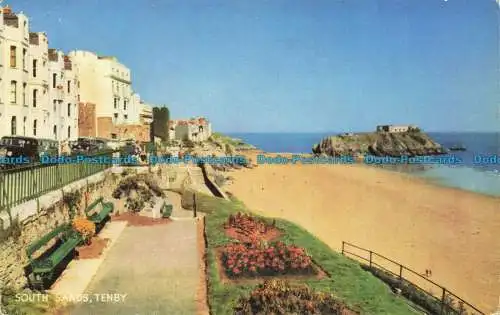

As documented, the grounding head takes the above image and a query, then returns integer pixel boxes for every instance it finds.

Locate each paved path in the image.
[49,221,128,298]
[69,220,199,315]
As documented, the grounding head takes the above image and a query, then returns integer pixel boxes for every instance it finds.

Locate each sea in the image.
[226,132,500,197]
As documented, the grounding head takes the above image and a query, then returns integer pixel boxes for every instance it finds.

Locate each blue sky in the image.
[9,0,500,133]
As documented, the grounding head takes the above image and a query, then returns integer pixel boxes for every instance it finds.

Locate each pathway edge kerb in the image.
[48,220,128,299]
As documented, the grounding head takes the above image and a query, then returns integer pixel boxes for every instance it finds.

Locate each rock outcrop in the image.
[312,131,447,157]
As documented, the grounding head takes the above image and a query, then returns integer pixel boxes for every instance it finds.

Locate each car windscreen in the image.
[0,138,26,147]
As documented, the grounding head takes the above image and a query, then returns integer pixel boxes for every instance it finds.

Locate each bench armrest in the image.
[26,223,70,258]
[85,197,104,214]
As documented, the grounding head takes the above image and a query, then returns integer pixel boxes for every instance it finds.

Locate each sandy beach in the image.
[225,151,500,312]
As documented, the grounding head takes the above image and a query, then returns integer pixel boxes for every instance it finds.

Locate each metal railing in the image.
[0,151,113,213]
[341,241,485,315]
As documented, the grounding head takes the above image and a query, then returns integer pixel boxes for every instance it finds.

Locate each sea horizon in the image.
[227,131,500,198]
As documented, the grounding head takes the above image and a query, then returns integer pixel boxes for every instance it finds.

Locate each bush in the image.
[224,212,275,242]
[363,266,474,315]
[1,286,59,315]
[183,139,195,148]
[144,178,165,197]
[222,241,313,277]
[234,279,355,315]
[63,190,81,218]
[125,197,145,212]
[72,217,95,243]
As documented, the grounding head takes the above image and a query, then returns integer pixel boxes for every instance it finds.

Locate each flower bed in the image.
[234,279,358,315]
[72,217,95,244]
[112,175,165,212]
[222,241,314,277]
[223,212,281,243]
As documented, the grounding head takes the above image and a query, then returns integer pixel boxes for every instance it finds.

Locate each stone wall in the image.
[0,170,117,289]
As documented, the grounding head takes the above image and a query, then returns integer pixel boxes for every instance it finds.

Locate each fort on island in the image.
[376,124,419,133]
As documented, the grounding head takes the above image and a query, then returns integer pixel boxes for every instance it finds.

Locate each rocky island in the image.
[312,125,447,157]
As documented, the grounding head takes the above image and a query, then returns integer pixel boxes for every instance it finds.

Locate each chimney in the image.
[3,6,12,14]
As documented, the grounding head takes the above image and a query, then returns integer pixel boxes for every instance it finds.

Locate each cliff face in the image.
[312,131,447,157]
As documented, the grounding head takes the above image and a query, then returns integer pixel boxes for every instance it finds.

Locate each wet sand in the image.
[226,151,500,312]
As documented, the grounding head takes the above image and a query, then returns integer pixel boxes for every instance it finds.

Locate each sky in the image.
[8,0,500,133]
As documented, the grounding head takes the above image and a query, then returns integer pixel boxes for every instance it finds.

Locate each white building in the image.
[129,91,141,124]
[68,50,137,126]
[47,49,78,141]
[139,101,153,125]
[28,32,50,138]
[0,6,31,137]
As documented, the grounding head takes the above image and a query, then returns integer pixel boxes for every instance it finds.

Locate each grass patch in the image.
[193,192,418,314]
[1,286,63,315]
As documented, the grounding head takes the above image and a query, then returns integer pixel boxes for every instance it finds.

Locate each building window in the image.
[67,126,71,138]
[77,94,80,101]
[10,46,16,68]
[53,125,57,139]
[124,114,128,120]
[67,80,71,93]
[53,100,57,112]
[67,103,71,117]
[22,48,27,70]
[23,116,27,135]
[10,81,17,104]
[124,100,127,110]
[111,133,117,139]
[32,59,37,77]
[33,89,38,107]
[11,116,17,135]
[114,98,118,109]
[22,83,27,106]
[33,119,37,136]
[52,73,57,88]
[113,113,118,123]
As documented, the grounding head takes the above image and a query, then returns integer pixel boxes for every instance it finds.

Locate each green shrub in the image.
[144,178,165,197]
[1,286,60,315]
[362,266,475,315]
[234,279,355,315]
[183,139,195,148]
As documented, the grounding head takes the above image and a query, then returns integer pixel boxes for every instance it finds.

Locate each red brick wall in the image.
[78,102,97,137]
[79,102,151,141]
[97,117,113,139]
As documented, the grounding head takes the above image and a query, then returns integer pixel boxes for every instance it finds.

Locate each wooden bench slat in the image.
[26,224,70,258]
[86,199,113,226]
[85,196,104,214]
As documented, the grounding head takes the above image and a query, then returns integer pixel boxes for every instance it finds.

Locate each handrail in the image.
[0,151,115,212]
[341,241,485,315]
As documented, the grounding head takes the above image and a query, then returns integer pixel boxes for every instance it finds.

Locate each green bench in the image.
[85,197,114,231]
[26,224,82,290]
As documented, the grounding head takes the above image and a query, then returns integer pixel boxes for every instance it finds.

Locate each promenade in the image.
[69,220,200,315]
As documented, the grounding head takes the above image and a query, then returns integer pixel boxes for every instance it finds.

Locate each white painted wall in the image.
[68,51,139,126]
[28,32,50,138]
[0,10,31,138]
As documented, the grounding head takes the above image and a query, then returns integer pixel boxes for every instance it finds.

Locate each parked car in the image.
[0,136,43,167]
[37,138,59,157]
[71,137,112,155]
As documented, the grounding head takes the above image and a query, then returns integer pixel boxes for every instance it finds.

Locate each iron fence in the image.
[0,152,113,212]
[341,241,485,315]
